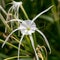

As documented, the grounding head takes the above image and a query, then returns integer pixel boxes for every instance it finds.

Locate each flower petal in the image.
[6,19,23,23]
[2,28,19,48]
[29,35,39,60]
[36,28,51,54]
[18,34,24,60]
[8,6,13,14]
[32,5,54,22]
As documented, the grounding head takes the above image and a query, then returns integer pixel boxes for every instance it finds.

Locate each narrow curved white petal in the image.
[5,6,13,33]
[2,28,19,48]
[36,28,51,54]
[29,35,39,60]
[18,34,24,60]
[0,5,7,15]
[6,19,23,23]
[14,6,19,18]
[5,6,13,25]
[6,6,13,21]
[32,5,54,22]
[5,27,7,33]
[8,6,13,14]
[11,22,14,30]
[14,4,20,18]
[6,19,23,32]
[15,11,19,18]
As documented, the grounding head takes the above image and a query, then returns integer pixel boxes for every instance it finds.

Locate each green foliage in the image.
[0,0,60,60]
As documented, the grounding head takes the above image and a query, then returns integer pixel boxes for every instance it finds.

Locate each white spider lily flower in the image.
[8,1,22,18]
[5,1,22,34]
[2,5,53,60]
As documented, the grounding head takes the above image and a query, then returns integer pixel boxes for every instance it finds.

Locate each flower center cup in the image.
[27,27,30,31]
[19,20,36,35]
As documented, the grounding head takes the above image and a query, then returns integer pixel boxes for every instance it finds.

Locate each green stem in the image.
[33,33,37,47]
[0,5,7,15]
[0,13,11,31]
[0,39,18,49]
[4,56,30,60]
[11,36,20,43]
[20,5,29,20]
[51,0,60,36]
[0,39,28,54]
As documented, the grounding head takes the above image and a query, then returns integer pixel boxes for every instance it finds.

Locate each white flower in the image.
[2,5,53,60]
[8,1,22,18]
[5,1,22,33]
[19,20,36,35]
[0,1,22,33]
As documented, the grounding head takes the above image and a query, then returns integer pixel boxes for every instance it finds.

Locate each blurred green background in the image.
[0,0,60,60]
